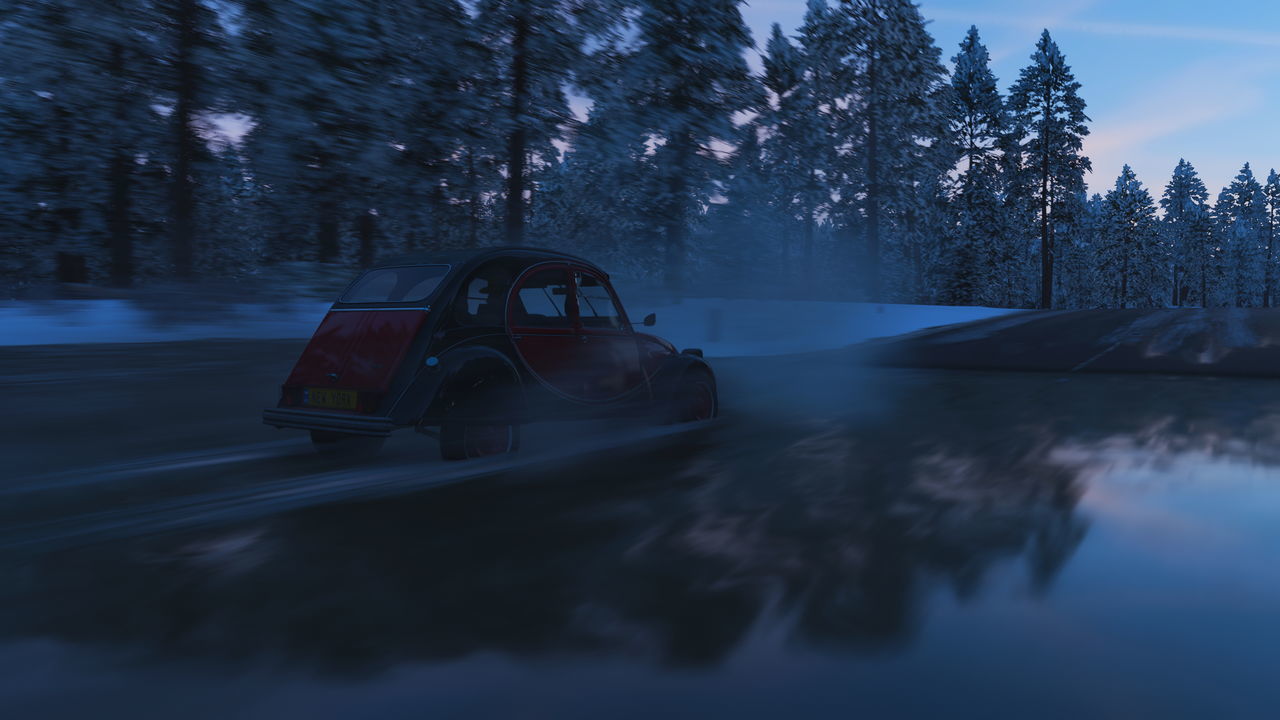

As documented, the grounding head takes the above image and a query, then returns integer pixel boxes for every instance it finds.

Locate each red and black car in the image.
[263,247,717,459]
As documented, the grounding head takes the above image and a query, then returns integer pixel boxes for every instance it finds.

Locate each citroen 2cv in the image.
[263,247,717,460]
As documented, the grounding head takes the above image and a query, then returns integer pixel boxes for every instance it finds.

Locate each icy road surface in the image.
[2,340,1279,718]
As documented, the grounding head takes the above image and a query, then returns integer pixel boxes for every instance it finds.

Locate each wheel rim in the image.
[465,424,514,457]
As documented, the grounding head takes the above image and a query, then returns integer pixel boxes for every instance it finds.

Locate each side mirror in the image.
[642,313,656,327]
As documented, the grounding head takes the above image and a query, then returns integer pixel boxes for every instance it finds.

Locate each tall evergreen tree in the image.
[238,1,413,264]
[1100,165,1161,308]
[0,1,161,287]
[1159,159,1211,307]
[1056,191,1103,308]
[476,0,620,246]
[759,22,832,277]
[835,0,950,302]
[1007,30,1090,309]
[621,0,759,292]
[1263,169,1280,307]
[1213,163,1265,307]
[942,26,1006,305]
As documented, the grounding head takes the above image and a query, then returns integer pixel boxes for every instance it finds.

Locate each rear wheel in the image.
[309,430,386,457]
[439,379,521,461]
[667,370,718,423]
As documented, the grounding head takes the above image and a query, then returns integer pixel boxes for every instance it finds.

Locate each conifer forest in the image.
[2,0,1274,309]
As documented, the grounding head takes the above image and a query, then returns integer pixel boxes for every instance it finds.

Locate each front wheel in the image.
[667,370,718,424]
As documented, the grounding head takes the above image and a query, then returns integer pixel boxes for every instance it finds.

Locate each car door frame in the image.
[569,265,651,405]
[505,262,587,410]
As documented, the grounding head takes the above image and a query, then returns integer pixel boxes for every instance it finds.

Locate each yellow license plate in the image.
[306,387,358,410]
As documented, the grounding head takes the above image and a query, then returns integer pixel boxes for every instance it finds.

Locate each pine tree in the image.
[475,0,621,246]
[1213,163,1265,307]
[1007,30,1091,309]
[1159,159,1211,307]
[836,0,950,302]
[1056,192,1103,308]
[759,22,832,278]
[1263,170,1280,307]
[942,26,1007,305]
[0,1,161,288]
[1100,165,1161,307]
[237,1,414,264]
[620,0,760,292]
[391,0,494,252]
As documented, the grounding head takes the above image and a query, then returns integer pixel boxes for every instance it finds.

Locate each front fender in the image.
[648,352,716,408]
[390,344,525,426]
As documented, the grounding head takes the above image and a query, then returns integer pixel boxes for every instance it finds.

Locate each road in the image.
[3,339,1280,718]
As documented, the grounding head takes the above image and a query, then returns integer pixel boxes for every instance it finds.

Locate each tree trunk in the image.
[663,135,691,294]
[170,0,199,279]
[1038,90,1053,309]
[356,211,376,268]
[1121,252,1129,308]
[503,3,529,246]
[316,207,339,263]
[466,149,479,248]
[107,42,133,288]
[1267,211,1275,307]
[865,51,882,303]
[1201,245,1208,308]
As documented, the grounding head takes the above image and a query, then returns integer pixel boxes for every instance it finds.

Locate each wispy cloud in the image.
[929,9,1280,49]
[925,0,1101,62]
[1083,54,1280,189]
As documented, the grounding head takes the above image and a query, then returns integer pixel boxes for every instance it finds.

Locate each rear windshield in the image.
[339,265,450,304]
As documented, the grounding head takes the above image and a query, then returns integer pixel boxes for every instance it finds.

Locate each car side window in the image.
[575,273,627,331]
[454,264,513,327]
[511,268,574,328]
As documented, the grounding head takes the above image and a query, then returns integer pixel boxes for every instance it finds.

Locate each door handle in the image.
[578,335,588,343]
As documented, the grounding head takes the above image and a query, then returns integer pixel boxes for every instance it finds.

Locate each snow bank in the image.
[0,300,333,347]
[628,297,1020,357]
[0,297,1018,356]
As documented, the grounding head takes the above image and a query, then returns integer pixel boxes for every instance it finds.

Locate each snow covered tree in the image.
[1007,30,1090,309]
[1264,169,1280,307]
[833,0,951,302]
[758,22,833,277]
[1159,159,1211,307]
[1213,163,1265,307]
[476,0,620,246]
[619,0,760,292]
[941,26,1007,305]
[236,1,415,263]
[1100,165,1161,307]
[389,0,495,251]
[1056,192,1103,308]
[0,0,165,287]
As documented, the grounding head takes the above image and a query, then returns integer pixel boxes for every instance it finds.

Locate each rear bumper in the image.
[262,407,397,437]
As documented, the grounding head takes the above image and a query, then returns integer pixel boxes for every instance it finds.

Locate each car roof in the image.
[372,246,607,277]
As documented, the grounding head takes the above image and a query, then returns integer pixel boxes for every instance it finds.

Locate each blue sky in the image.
[741,0,1280,197]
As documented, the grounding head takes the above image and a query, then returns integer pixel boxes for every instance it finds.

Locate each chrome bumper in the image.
[262,407,397,437]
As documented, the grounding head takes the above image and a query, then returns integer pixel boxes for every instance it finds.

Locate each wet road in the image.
[3,341,1280,718]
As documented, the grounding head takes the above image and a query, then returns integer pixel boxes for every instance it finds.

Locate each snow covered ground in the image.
[0,297,1018,357]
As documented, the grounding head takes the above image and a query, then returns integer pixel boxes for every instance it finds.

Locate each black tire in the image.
[309,430,386,457]
[438,379,521,461]
[667,370,718,424]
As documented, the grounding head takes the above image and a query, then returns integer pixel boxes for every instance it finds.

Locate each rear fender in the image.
[396,346,525,426]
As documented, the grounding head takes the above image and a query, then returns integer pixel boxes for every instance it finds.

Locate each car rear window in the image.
[340,265,449,304]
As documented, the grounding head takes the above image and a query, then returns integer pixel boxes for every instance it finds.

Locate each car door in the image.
[507,265,583,399]
[572,270,646,402]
